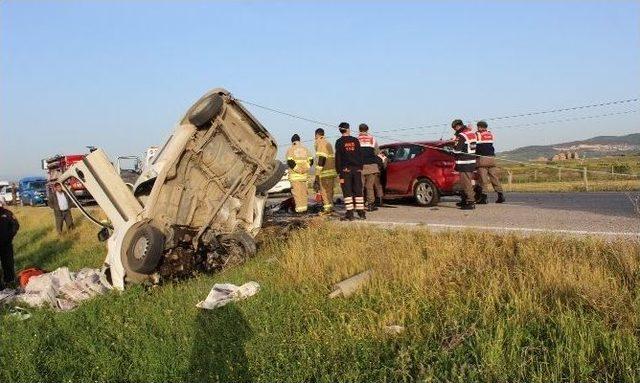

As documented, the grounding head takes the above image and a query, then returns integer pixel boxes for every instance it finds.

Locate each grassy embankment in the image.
[497,155,640,192]
[1,206,640,382]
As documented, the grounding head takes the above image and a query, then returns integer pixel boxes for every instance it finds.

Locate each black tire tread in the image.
[256,160,287,194]
[126,225,165,274]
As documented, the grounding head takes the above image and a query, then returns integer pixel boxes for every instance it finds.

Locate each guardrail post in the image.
[508,171,513,191]
[582,167,589,191]
[558,167,562,181]
[534,170,538,182]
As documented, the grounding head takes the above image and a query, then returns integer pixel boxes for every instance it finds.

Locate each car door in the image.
[385,144,423,195]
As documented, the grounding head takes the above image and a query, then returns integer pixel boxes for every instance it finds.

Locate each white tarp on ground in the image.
[196,282,260,310]
[0,267,112,312]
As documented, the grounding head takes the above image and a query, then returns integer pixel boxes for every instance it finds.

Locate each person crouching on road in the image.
[313,128,338,215]
[48,182,74,234]
[475,121,505,204]
[335,122,366,220]
[286,134,313,214]
[451,119,477,210]
[357,123,384,211]
[0,197,19,289]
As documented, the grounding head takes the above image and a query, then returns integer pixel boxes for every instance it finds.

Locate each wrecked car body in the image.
[59,88,285,289]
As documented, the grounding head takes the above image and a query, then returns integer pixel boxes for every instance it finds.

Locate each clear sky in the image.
[1,1,639,179]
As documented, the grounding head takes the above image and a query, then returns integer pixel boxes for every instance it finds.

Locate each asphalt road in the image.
[270,192,640,237]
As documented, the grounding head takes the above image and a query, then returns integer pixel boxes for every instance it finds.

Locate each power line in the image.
[376,97,640,135]
[235,96,640,140]
[237,96,640,174]
[235,98,336,128]
[375,109,640,142]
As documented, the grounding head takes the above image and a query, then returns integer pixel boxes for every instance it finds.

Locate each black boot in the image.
[474,185,483,201]
[357,210,367,220]
[496,193,505,203]
[341,210,355,221]
[476,193,488,204]
[461,201,476,210]
[367,203,378,212]
[376,197,387,207]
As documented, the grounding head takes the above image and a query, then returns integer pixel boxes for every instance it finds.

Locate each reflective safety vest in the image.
[357,132,379,165]
[314,137,337,178]
[286,142,312,182]
[453,128,477,171]
[475,130,495,156]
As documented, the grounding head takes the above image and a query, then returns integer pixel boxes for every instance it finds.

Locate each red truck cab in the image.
[380,140,460,206]
[44,154,93,204]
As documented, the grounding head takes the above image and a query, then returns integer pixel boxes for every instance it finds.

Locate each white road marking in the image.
[355,220,640,237]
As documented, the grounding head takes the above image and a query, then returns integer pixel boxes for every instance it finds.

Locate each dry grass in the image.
[2,207,640,382]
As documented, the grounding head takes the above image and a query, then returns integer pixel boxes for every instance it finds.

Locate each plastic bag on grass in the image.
[196,282,260,310]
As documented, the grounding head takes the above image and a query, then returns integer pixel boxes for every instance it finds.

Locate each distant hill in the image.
[499,133,640,161]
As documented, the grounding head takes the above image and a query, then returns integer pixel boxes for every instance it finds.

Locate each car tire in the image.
[124,225,165,274]
[217,231,257,268]
[187,93,224,128]
[414,179,439,207]
[255,160,287,194]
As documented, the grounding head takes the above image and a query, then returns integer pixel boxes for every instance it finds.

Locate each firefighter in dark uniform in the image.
[0,198,19,289]
[335,122,366,220]
[451,119,477,210]
[474,121,505,204]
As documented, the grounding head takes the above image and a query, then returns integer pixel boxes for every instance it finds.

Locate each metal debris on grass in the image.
[329,269,373,298]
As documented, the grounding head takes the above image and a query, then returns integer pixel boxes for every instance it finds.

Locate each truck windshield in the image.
[28,181,47,190]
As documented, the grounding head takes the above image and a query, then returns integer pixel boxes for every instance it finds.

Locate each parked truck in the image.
[58,88,285,289]
[43,154,93,204]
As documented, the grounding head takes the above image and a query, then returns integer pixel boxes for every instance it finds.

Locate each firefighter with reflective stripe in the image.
[358,123,384,211]
[313,128,337,214]
[335,122,366,220]
[286,134,313,213]
[475,121,505,204]
[451,119,477,210]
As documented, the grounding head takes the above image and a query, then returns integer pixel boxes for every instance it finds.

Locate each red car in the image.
[380,140,460,206]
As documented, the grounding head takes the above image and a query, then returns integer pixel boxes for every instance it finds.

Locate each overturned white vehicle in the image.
[60,89,285,289]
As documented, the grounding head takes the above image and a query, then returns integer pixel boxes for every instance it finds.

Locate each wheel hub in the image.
[132,236,149,260]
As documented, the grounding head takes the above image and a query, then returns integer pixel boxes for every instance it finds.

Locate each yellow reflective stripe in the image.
[316,151,328,157]
[289,173,308,181]
[286,157,294,160]
[320,170,337,178]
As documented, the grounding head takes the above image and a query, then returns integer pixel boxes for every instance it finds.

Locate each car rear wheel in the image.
[414,179,439,207]
[255,160,287,194]
[124,225,165,274]
[186,93,224,128]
